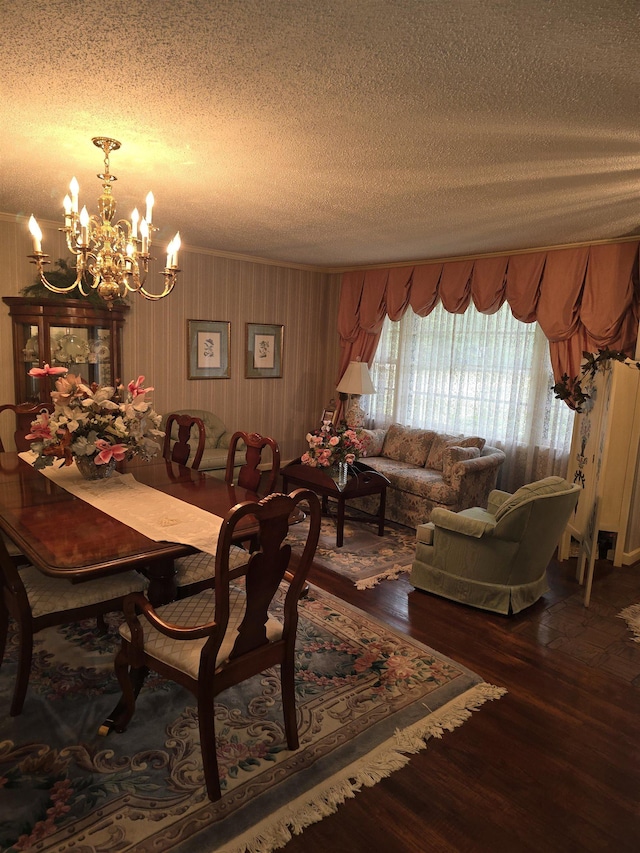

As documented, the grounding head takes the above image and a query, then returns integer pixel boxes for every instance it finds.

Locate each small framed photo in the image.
[246,323,283,378]
[187,320,230,380]
[321,408,336,426]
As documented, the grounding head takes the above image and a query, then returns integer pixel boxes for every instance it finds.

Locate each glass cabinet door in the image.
[18,321,41,402]
[50,324,113,386]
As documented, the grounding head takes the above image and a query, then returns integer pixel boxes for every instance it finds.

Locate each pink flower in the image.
[128,375,154,397]
[329,436,340,446]
[28,364,68,377]
[26,411,53,441]
[93,439,127,464]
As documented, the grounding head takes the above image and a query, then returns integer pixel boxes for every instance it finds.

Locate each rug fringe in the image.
[354,563,410,590]
[619,603,640,642]
[223,681,506,853]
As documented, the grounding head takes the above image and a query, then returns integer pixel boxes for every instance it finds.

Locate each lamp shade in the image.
[336,361,376,396]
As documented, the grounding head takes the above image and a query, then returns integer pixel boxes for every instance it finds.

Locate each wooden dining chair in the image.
[0,536,149,716]
[224,431,281,495]
[0,403,51,566]
[162,413,206,470]
[172,431,283,598]
[0,402,49,453]
[113,488,321,801]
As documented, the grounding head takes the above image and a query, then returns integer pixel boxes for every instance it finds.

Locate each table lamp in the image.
[336,360,376,427]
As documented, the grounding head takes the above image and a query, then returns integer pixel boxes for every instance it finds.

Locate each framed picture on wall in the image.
[321,408,337,425]
[246,323,283,378]
[187,319,231,379]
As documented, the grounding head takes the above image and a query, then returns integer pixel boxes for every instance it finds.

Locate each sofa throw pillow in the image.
[442,445,481,483]
[381,423,437,466]
[381,423,405,459]
[494,476,570,522]
[358,428,387,457]
[426,433,486,471]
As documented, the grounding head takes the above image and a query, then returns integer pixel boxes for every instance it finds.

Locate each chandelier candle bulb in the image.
[140,218,149,254]
[172,232,181,267]
[63,195,72,227]
[145,192,154,225]
[28,216,42,253]
[70,177,79,213]
[79,207,89,246]
[131,207,139,239]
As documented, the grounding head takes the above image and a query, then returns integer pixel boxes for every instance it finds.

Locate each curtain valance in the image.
[337,241,640,403]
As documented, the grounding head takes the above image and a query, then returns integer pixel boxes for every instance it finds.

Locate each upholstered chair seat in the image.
[19,566,148,618]
[173,546,250,596]
[119,583,283,677]
[0,547,149,715]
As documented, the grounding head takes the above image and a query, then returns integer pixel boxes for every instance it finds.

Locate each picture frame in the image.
[187,319,231,380]
[321,408,337,426]
[246,323,283,378]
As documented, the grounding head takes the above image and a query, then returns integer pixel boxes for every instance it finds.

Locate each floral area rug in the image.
[286,510,416,589]
[619,603,640,642]
[0,585,504,852]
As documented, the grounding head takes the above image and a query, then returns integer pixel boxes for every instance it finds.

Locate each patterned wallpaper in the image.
[0,214,341,462]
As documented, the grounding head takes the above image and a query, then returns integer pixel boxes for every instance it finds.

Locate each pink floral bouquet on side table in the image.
[301,424,364,468]
[26,367,163,469]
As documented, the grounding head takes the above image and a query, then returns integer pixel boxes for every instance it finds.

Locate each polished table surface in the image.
[0,452,260,604]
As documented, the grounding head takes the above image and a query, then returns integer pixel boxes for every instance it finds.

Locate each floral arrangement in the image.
[301,423,364,468]
[552,348,640,412]
[26,366,163,469]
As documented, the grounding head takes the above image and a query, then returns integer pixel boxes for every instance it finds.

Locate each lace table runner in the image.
[19,453,223,556]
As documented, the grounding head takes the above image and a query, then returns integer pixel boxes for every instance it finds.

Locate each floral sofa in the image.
[350,422,506,529]
[160,409,245,476]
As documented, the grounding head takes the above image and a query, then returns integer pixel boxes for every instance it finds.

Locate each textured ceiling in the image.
[1,0,638,269]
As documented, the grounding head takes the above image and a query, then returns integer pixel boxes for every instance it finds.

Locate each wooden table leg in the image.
[144,556,177,607]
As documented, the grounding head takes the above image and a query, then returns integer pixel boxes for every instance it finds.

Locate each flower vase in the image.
[75,455,117,481]
[330,461,349,491]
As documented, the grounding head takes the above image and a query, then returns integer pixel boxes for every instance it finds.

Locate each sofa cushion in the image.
[494,476,571,522]
[381,423,437,466]
[442,445,481,483]
[362,457,457,504]
[426,433,486,471]
[358,428,387,457]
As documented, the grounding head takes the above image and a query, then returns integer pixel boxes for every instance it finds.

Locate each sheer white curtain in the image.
[368,303,575,492]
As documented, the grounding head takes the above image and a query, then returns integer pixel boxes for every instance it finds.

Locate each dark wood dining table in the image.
[0,452,261,606]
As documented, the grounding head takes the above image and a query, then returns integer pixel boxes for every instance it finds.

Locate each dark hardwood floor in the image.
[284,552,640,852]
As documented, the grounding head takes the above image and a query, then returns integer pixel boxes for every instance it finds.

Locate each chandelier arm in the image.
[132,271,179,301]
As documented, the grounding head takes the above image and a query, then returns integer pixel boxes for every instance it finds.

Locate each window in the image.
[369,302,575,490]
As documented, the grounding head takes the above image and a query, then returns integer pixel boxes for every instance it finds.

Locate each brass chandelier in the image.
[28,137,181,305]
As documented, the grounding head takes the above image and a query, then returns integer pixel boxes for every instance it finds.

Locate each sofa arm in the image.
[430,507,496,538]
[487,489,512,515]
[217,431,232,449]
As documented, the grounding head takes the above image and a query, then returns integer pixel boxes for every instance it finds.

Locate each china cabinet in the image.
[3,297,128,438]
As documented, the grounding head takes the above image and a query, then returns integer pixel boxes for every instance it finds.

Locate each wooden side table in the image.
[281,460,389,547]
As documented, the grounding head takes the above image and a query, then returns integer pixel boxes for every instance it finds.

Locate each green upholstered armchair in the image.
[410,477,580,615]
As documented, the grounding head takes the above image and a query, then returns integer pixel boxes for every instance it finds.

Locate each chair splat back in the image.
[162,413,206,469]
[225,431,281,495]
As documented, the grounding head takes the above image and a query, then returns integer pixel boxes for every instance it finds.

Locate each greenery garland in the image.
[552,348,640,412]
[21,258,127,309]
